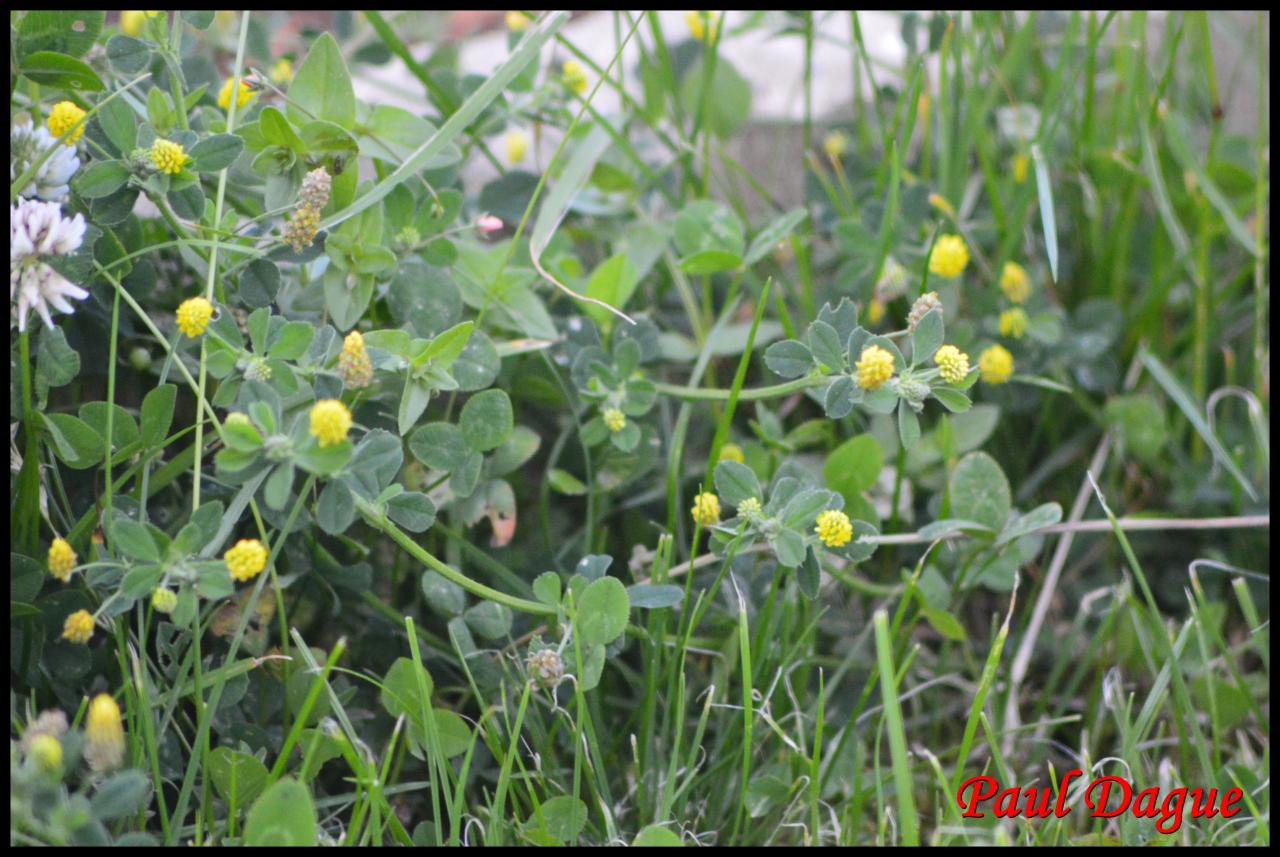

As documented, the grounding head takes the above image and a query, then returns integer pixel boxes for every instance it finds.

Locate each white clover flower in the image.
[10,120,81,202]
[10,198,89,332]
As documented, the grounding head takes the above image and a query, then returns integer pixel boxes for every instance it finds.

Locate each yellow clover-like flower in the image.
[269,57,293,84]
[61,609,95,644]
[120,11,160,38]
[506,129,529,164]
[150,138,189,175]
[603,408,626,433]
[999,307,1028,339]
[933,344,970,385]
[151,587,178,614]
[823,130,849,161]
[562,60,588,95]
[506,10,531,31]
[225,538,268,582]
[867,297,886,326]
[1013,151,1029,184]
[337,330,373,389]
[718,443,744,464]
[46,101,86,145]
[309,399,353,447]
[690,492,720,527]
[84,693,125,772]
[815,509,853,548]
[929,234,969,279]
[737,496,763,519]
[175,296,214,338]
[685,10,721,42]
[999,261,1031,303]
[28,733,63,775]
[978,344,1014,384]
[855,344,896,391]
[48,537,77,582]
[217,77,256,111]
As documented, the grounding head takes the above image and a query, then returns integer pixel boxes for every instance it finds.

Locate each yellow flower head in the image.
[506,10,531,31]
[815,509,853,548]
[269,57,293,84]
[85,693,125,772]
[867,297,886,326]
[175,296,214,337]
[217,77,256,111]
[690,492,720,527]
[28,733,63,775]
[46,101,86,145]
[929,234,969,279]
[1013,151,1029,184]
[151,587,178,614]
[823,130,849,161]
[562,60,588,95]
[309,399,353,447]
[999,261,1030,303]
[283,205,321,252]
[999,307,1028,339]
[61,609,95,644]
[855,344,896,391]
[225,538,268,582]
[685,10,721,42]
[718,442,744,464]
[337,330,373,389]
[506,129,529,164]
[48,537,77,582]
[737,496,763,520]
[933,344,970,385]
[978,344,1014,384]
[603,407,626,433]
[120,11,160,38]
[150,138,189,175]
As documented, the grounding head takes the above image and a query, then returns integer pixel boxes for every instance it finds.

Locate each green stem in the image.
[652,374,831,402]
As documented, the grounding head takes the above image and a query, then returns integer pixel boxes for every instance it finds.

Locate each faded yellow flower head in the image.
[506,129,529,164]
[562,60,588,95]
[337,330,373,389]
[1013,151,1029,184]
[85,693,125,772]
[867,297,886,326]
[999,261,1031,303]
[217,77,255,111]
[28,733,63,775]
[48,537,77,582]
[928,234,969,279]
[933,344,970,385]
[506,10,531,31]
[855,344,895,391]
[120,11,160,38]
[690,492,720,527]
[999,307,1028,339]
[269,57,293,84]
[61,609,95,644]
[150,138,188,175]
[309,399,353,447]
[603,407,626,433]
[823,130,849,161]
[978,344,1014,384]
[175,296,213,338]
[815,509,853,548]
[737,496,763,520]
[718,443,744,464]
[151,587,178,614]
[46,101,86,145]
[225,538,268,582]
[283,205,321,252]
[685,10,721,42]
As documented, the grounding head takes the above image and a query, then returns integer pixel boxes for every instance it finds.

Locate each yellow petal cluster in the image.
[933,344,970,384]
[217,77,255,111]
[46,101,86,145]
[48,537,77,582]
[225,538,269,582]
[855,344,895,391]
[999,261,1030,303]
[978,344,1014,384]
[310,399,353,447]
[928,234,969,278]
[61,609,95,644]
[690,492,720,527]
[815,510,853,548]
[176,296,214,337]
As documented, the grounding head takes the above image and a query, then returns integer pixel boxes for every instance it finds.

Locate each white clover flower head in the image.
[10,198,89,332]
[10,120,81,202]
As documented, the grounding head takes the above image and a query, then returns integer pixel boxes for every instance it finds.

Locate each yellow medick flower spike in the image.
[855,344,895,391]
[150,138,189,175]
[978,344,1014,384]
[933,344,970,384]
[176,296,214,338]
[225,538,268,582]
[603,408,626,433]
[310,399,353,447]
[506,129,529,164]
[337,330,373,389]
[718,443,745,464]
[28,733,63,775]
[85,693,125,772]
[217,77,256,111]
[929,234,970,278]
[823,130,849,161]
[815,509,853,548]
[999,261,1031,303]
[269,57,293,84]
[120,11,160,38]
[61,609,95,644]
[48,537,76,582]
[999,307,1029,339]
[867,297,886,326]
[562,60,588,95]
[151,587,178,614]
[506,10,531,31]
[46,101,86,145]
[690,492,720,527]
